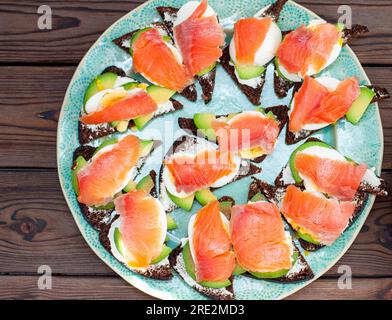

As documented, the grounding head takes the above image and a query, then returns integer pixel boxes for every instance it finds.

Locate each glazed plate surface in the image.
[57,0,384,300]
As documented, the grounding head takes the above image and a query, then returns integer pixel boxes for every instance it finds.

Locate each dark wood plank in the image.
[0,0,391,64]
[0,275,390,299]
[0,170,391,276]
[0,66,390,169]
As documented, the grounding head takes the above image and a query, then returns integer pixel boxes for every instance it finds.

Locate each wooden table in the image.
[0,0,391,300]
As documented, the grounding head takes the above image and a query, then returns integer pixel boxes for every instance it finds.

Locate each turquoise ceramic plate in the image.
[57,0,384,299]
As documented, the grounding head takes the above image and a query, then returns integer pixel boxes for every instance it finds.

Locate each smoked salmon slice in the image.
[80,90,157,125]
[231,202,293,273]
[132,28,193,92]
[165,149,237,194]
[294,153,367,201]
[233,17,272,65]
[277,23,340,77]
[212,111,280,155]
[191,200,235,282]
[173,0,225,76]
[281,185,356,245]
[77,135,141,206]
[114,190,166,268]
[289,76,360,132]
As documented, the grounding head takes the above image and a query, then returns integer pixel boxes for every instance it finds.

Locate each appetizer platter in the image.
[58,0,389,300]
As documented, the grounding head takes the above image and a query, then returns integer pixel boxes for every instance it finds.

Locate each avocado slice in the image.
[296,229,320,245]
[93,138,118,156]
[274,57,292,82]
[249,192,267,203]
[195,189,217,206]
[249,251,299,279]
[166,189,194,211]
[92,202,115,210]
[151,245,172,264]
[182,241,231,288]
[134,114,154,130]
[146,85,175,104]
[346,86,376,124]
[162,35,172,42]
[139,140,155,157]
[166,214,177,230]
[84,72,118,107]
[136,174,155,194]
[71,156,87,195]
[336,22,345,32]
[289,140,333,184]
[123,180,137,193]
[193,113,217,141]
[196,62,217,77]
[234,63,266,80]
[122,82,140,91]
[233,264,247,276]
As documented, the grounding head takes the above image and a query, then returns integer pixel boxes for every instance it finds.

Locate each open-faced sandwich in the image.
[284,75,390,144]
[250,138,388,250]
[220,0,288,105]
[114,0,225,104]
[159,135,261,212]
[178,106,289,163]
[79,66,183,144]
[274,19,369,98]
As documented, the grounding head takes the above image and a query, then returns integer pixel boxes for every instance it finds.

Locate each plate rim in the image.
[56,0,384,300]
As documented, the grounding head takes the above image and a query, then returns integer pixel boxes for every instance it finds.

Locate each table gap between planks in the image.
[0,0,391,300]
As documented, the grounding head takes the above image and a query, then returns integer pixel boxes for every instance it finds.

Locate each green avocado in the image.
[122,180,137,193]
[122,82,140,91]
[134,114,154,130]
[146,85,176,104]
[84,72,118,108]
[233,264,246,276]
[114,227,171,264]
[182,241,231,288]
[162,35,172,42]
[166,214,177,230]
[234,63,266,80]
[193,113,217,141]
[139,140,155,157]
[166,189,194,212]
[196,62,217,77]
[93,138,118,156]
[136,174,155,194]
[346,86,376,124]
[296,230,320,245]
[249,251,299,279]
[274,57,292,82]
[289,140,333,184]
[92,202,115,210]
[71,156,87,195]
[195,189,217,206]
[249,192,267,203]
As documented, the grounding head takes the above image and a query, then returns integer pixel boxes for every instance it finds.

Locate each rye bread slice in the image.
[259,0,288,22]
[169,246,235,300]
[178,105,289,163]
[342,24,369,45]
[156,6,217,104]
[158,135,262,212]
[220,46,265,105]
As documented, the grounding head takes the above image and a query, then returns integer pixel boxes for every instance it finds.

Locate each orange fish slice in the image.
[295,153,367,201]
[212,111,280,155]
[80,90,157,125]
[231,201,292,273]
[165,149,237,194]
[132,28,193,92]
[115,190,166,268]
[191,200,235,282]
[77,135,141,206]
[173,0,225,76]
[233,17,272,65]
[281,185,356,245]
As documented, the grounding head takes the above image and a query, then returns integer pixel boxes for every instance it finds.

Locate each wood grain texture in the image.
[0,0,391,64]
[0,170,390,277]
[0,65,390,169]
[0,275,390,300]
